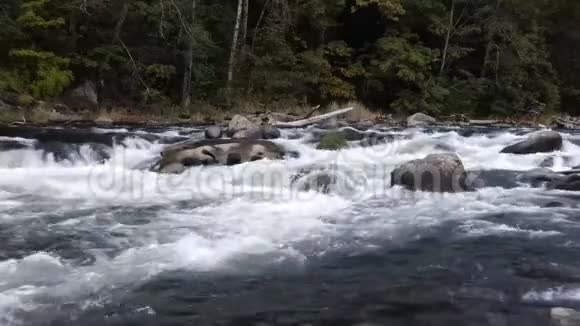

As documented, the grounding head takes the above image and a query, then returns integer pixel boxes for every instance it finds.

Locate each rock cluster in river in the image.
[211,114,281,140]
[151,139,285,173]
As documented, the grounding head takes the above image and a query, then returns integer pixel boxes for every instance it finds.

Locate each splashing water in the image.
[1,126,580,325]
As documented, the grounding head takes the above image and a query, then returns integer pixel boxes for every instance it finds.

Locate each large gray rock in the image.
[205,126,222,139]
[407,113,437,127]
[391,153,468,192]
[501,131,563,154]
[152,139,285,173]
[226,114,258,136]
[262,125,281,139]
[65,80,98,109]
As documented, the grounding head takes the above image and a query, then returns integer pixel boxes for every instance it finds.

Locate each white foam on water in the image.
[523,287,580,303]
[458,220,562,238]
[1,128,580,324]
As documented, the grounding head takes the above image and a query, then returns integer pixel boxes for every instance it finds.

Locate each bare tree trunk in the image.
[246,0,271,95]
[251,0,270,52]
[227,0,244,102]
[113,2,129,43]
[241,0,249,51]
[181,0,196,108]
[100,1,129,100]
[439,0,455,75]
[481,0,501,78]
[481,41,492,78]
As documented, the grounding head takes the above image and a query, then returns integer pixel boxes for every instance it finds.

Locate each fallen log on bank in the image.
[469,119,499,126]
[273,107,353,128]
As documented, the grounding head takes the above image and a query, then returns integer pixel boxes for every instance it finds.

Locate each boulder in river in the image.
[391,153,468,192]
[152,139,285,173]
[407,113,437,127]
[226,114,258,137]
[204,126,223,139]
[261,125,281,139]
[501,131,563,154]
[225,114,280,140]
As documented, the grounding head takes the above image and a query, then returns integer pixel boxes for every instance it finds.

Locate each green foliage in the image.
[0,69,28,93]
[355,0,405,19]
[8,49,73,97]
[18,0,65,29]
[0,0,578,115]
[317,131,349,150]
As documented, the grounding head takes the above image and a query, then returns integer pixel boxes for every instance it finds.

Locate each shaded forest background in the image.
[1,0,580,118]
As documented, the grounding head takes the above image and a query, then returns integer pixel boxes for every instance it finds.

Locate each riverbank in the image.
[0,101,561,131]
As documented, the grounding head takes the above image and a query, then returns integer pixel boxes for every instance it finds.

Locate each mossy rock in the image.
[317,131,348,150]
[0,108,24,123]
[18,94,35,107]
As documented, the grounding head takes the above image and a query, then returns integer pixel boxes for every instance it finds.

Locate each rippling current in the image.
[2,125,580,325]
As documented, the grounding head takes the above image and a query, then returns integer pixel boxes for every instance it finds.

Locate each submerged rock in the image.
[340,127,366,141]
[551,307,580,326]
[317,131,348,150]
[34,141,111,163]
[291,166,362,196]
[407,113,437,127]
[514,259,580,282]
[0,140,29,151]
[262,125,281,139]
[204,126,223,139]
[501,131,563,154]
[391,153,468,192]
[548,174,580,191]
[517,168,566,187]
[151,139,285,173]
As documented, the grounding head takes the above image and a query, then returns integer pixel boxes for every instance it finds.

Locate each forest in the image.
[1,0,580,118]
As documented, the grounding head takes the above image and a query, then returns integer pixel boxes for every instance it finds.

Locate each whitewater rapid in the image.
[1,126,580,325]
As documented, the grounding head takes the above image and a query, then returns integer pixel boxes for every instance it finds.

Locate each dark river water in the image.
[1,125,580,325]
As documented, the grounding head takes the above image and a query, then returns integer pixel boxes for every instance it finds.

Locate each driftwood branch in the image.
[469,119,498,126]
[302,105,321,120]
[273,107,353,128]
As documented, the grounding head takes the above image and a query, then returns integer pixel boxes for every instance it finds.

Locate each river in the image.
[1,125,580,325]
